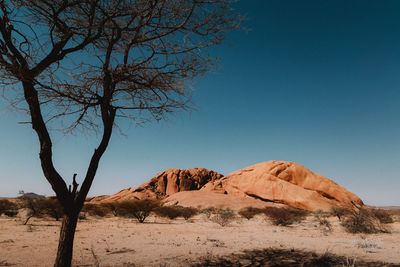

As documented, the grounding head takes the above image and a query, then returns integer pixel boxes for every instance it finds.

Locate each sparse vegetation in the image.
[369,208,393,224]
[19,196,47,225]
[355,237,382,249]
[180,207,199,220]
[210,208,236,227]
[82,203,110,217]
[314,211,333,234]
[102,202,120,216]
[155,206,182,220]
[263,207,308,226]
[201,207,218,219]
[331,206,351,221]
[41,198,64,221]
[319,217,332,232]
[0,199,18,217]
[340,208,389,234]
[18,197,65,223]
[118,199,161,223]
[155,206,199,220]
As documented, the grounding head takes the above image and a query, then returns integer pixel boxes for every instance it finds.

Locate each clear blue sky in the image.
[1,0,399,206]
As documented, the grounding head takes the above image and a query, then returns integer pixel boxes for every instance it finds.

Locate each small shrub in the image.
[154,206,198,220]
[118,199,161,223]
[313,210,331,218]
[314,210,332,233]
[263,207,307,226]
[19,197,48,224]
[210,208,236,227]
[340,208,388,234]
[319,218,332,232]
[238,207,264,220]
[370,208,393,224]
[355,238,382,249]
[331,206,351,221]
[201,207,217,219]
[41,198,64,221]
[154,206,182,220]
[82,203,110,217]
[180,207,198,220]
[102,202,119,216]
[4,210,18,217]
[0,199,18,216]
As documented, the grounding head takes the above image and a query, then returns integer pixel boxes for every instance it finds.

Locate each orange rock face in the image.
[201,161,363,211]
[164,191,283,210]
[92,161,362,211]
[93,168,223,202]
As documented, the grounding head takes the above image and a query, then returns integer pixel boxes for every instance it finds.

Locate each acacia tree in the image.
[0,1,238,266]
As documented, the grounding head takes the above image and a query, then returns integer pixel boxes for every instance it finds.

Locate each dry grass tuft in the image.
[340,208,390,234]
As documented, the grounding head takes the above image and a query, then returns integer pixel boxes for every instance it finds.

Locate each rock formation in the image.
[92,168,223,202]
[164,191,282,210]
[91,161,363,211]
[201,161,363,211]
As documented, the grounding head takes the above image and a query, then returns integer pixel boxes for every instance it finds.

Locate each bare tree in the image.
[0,1,239,266]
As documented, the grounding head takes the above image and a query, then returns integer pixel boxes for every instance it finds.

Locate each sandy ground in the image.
[1,214,400,266]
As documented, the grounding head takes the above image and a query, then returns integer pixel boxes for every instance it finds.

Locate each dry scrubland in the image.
[1,203,400,267]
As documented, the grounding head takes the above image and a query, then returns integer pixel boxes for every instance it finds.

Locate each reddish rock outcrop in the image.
[91,161,362,212]
[201,161,363,211]
[92,168,223,202]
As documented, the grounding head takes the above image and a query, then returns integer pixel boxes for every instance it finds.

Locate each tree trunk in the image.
[54,212,79,267]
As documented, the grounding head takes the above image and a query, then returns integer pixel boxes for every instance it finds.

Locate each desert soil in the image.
[0,214,399,266]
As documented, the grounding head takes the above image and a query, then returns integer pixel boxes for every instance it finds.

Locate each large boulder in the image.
[201,161,363,211]
[92,168,223,202]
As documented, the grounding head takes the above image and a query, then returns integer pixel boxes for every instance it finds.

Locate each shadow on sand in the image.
[191,248,400,267]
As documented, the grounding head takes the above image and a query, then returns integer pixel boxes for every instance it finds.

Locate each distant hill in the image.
[18,192,45,199]
[375,206,400,212]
